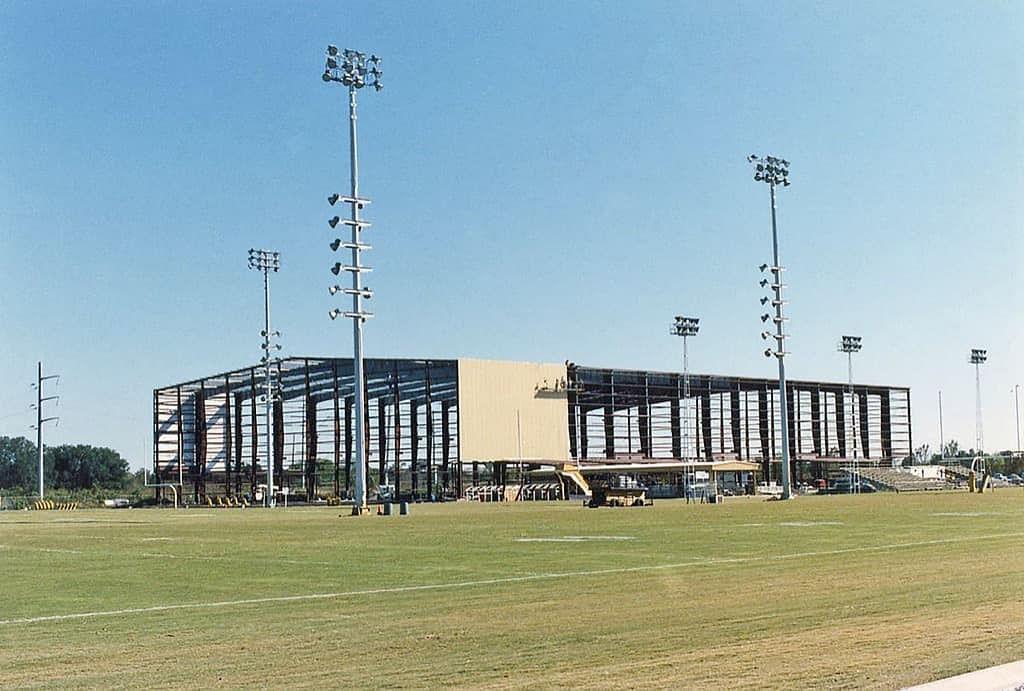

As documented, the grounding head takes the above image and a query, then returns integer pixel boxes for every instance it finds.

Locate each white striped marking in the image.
[1,531,1021,627]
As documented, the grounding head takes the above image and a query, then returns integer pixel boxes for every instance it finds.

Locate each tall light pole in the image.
[323,46,382,515]
[938,390,944,460]
[750,154,793,499]
[970,348,987,454]
[1014,384,1020,460]
[671,316,699,459]
[249,248,281,507]
[838,335,862,492]
[31,362,59,499]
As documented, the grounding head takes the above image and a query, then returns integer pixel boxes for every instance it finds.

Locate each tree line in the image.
[0,436,136,492]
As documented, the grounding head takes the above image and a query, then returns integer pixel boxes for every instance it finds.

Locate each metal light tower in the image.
[670,316,699,458]
[31,362,59,499]
[750,153,793,499]
[970,348,987,453]
[838,335,862,492]
[248,248,281,507]
[323,46,382,515]
[1014,384,1021,460]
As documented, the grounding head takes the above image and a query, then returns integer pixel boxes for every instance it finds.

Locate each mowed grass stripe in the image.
[3,529,1021,627]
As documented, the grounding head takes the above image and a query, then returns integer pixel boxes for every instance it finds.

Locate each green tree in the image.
[0,436,38,490]
[47,444,130,490]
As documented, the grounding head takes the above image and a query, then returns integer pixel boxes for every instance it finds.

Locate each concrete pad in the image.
[905,660,1024,691]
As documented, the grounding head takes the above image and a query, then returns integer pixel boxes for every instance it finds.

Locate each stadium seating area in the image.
[853,467,948,492]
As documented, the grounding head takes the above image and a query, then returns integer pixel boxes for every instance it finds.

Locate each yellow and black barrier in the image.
[31,500,77,511]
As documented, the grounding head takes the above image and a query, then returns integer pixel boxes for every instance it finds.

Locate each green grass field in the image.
[2,491,1023,689]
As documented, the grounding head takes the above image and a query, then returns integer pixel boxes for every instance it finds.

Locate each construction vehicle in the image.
[587,475,651,508]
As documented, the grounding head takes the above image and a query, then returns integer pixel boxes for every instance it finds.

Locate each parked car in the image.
[830,480,877,494]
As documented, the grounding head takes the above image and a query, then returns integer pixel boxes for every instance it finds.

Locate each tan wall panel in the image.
[457,359,569,462]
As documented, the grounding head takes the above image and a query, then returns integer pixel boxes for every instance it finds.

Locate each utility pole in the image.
[32,362,60,499]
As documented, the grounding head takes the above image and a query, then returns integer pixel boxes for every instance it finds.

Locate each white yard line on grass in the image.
[2,530,1022,627]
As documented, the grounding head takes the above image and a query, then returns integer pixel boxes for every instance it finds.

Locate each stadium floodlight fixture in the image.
[839,335,863,353]
[748,152,794,499]
[323,44,383,516]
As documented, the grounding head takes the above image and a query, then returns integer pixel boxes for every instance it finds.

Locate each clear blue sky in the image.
[1,1,1021,468]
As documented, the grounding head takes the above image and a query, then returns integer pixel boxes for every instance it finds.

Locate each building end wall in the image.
[456,359,570,462]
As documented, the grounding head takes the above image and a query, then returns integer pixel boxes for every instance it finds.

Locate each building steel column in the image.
[224,376,233,496]
[700,387,713,460]
[823,389,830,456]
[579,407,589,460]
[425,363,433,500]
[786,385,797,481]
[441,401,450,493]
[332,361,341,498]
[344,396,353,494]
[306,396,318,498]
[880,392,894,461]
[176,386,184,495]
[392,362,401,499]
[858,390,870,458]
[304,361,317,499]
[638,402,650,458]
[670,398,681,459]
[410,399,419,495]
[835,388,847,458]
[758,387,770,478]
[363,378,371,496]
[195,383,206,502]
[233,393,243,497]
[810,388,822,456]
[605,372,616,459]
[730,389,742,457]
[273,398,284,490]
[249,369,258,495]
[743,389,751,460]
[567,388,578,460]
[377,397,387,486]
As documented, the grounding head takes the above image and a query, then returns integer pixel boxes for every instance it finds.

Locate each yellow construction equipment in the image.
[587,475,651,508]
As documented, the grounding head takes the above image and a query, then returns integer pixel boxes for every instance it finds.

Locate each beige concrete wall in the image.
[457,359,570,462]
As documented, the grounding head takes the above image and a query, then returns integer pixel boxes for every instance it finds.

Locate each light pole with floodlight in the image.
[749,154,793,499]
[838,335,862,492]
[970,348,987,454]
[670,316,699,460]
[323,46,382,515]
[248,248,281,507]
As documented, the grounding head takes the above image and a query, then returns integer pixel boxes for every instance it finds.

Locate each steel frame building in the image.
[153,357,911,502]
